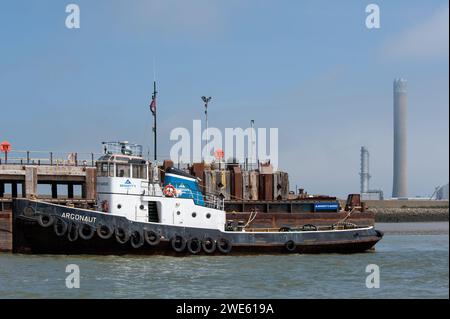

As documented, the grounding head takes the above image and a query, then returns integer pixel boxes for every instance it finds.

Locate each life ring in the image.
[37,214,54,228]
[170,235,186,252]
[144,229,160,246]
[130,230,145,249]
[54,217,68,237]
[187,237,202,255]
[97,223,114,239]
[67,222,79,242]
[217,238,232,254]
[23,206,35,217]
[79,223,95,240]
[101,200,109,213]
[285,240,296,252]
[115,227,130,244]
[163,184,177,197]
[202,237,216,254]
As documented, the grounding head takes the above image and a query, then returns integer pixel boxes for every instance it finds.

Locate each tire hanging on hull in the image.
[202,237,216,254]
[171,235,186,253]
[144,229,160,246]
[38,214,54,228]
[217,238,232,254]
[115,227,130,244]
[79,223,95,240]
[285,240,296,252]
[97,224,114,240]
[130,230,145,249]
[67,222,79,242]
[54,217,68,237]
[187,237,202,255]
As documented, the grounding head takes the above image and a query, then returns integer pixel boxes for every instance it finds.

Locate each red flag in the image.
[150,96,156,114]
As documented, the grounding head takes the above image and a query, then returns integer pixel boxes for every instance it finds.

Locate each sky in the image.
[0,0,448,198]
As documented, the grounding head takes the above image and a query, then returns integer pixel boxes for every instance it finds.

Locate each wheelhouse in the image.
[96,142,148,180]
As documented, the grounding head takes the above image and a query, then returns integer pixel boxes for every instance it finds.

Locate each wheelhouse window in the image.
[116,164,130,178]
[97,162,109,177]
[132,164,147,179]
[109,163,115,177]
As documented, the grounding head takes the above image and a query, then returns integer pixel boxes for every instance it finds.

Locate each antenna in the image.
[153,57,156,82]
[201,96,212,162]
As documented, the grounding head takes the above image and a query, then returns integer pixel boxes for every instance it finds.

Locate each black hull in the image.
[13,199,383,255]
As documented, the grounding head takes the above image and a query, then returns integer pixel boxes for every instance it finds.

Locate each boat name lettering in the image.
[61,212,96,223]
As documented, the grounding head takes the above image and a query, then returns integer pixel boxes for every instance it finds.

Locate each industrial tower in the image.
[392,78,408,198]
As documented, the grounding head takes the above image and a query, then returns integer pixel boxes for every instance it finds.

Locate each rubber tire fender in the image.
[130,230,145,249]
[115,227,130,244]
[37,214,54,228]
[285,240,296,252]
[202,237,216,254]
[187,237,202,255]
[97,223,114,240]
[79,223,95,240]
[54,217,68,237]
[170,235,187,253]
[67,222,79,242]
[217,237,232,254]
[144,229,160,246]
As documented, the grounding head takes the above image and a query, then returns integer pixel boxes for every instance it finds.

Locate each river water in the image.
[0,222,448,299]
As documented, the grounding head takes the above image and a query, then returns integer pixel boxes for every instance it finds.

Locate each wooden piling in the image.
[0,211,12,252]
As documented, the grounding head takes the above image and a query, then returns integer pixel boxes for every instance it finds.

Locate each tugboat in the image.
[12,142,383,255]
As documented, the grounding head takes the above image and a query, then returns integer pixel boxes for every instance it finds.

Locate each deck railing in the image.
[0,150,102,167]
[144,182,224,210]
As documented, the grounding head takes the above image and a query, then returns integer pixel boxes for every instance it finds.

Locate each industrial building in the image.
[359,146,383,200]
[436,183,449,200]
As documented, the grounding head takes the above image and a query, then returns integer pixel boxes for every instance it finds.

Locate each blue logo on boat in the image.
[120,179,135,188]
[314,202,339,212]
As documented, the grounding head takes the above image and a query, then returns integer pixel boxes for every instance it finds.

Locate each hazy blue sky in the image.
[0,0,448,198]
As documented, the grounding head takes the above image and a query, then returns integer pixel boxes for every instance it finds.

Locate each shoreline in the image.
[375,221,449,235]
[371,208,449,223]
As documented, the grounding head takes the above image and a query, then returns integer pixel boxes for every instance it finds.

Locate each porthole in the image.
[206,213,211,219]
[176,211,181,215]
[192,212,197,218]
[117,204,122,209]
[139,205,145,210]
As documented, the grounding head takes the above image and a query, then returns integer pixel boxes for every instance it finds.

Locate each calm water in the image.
[0,222,448,299]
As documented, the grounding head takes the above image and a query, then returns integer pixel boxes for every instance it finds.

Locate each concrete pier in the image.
[0,164,96,210]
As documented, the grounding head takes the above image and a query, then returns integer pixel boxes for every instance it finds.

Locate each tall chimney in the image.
[392,78,408,198]
[360,146,370,194]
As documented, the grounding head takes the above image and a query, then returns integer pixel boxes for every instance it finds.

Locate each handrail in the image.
[143,182,224,210]
[0,150,102,167]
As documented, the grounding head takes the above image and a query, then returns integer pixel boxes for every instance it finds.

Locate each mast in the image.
[150,81,158,161]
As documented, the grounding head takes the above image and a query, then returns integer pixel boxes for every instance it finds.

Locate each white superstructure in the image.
[96,142,226,230]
